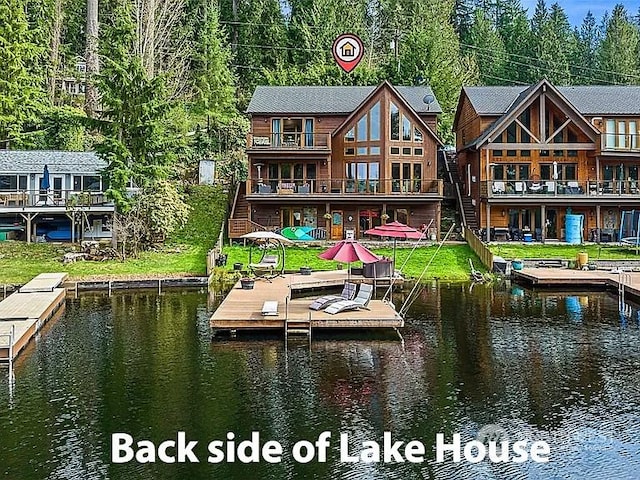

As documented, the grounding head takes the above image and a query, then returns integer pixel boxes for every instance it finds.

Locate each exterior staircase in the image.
[443,153,478,230]
[228,182,267,239]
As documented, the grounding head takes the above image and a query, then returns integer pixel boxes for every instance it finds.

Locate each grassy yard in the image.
[489,243,640,260]
[223,243,484,282]
[0,241,207,284]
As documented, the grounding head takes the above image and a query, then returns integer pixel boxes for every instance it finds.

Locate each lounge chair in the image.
[249,254,279,280]
[309,282,357,311]
[325,284,373,315]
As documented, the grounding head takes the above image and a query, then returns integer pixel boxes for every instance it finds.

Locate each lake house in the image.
[0,150,114,242]
[454,79,640,242]
[229,81,444,241]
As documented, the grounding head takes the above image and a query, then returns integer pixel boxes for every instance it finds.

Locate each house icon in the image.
[340,41,356,58]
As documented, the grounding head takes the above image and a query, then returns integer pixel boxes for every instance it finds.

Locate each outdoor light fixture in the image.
[502,209,506,217]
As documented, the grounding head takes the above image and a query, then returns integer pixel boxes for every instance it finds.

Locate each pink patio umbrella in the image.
[319,239,379,279]
[364,221,426,266]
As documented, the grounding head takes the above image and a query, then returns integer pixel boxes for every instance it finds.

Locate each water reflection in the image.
[0,285,639,479]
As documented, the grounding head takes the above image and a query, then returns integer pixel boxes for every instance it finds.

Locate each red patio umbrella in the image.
[319,239,379,279]
[364,221,425,266]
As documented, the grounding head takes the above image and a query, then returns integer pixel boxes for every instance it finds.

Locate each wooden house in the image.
[0,151,114,242]
[229,81,444,240]
[454,79,640,242]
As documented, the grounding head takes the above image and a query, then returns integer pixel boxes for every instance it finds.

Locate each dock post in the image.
[75,282,78,299]
[108,280,112,296]
[158,279,162,295]
[2,284,5,299]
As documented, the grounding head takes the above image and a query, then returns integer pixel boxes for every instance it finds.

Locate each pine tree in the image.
[495,0,531,84]
[571,11,600,84]
[0,0,45,146]
[597,5,640,85]
[468,8,507,84]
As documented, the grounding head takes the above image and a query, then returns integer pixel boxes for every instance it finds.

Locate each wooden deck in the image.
[210,272,403,332]
[0,275,67,362]
[514,267,640,301]
[19,272,68,293]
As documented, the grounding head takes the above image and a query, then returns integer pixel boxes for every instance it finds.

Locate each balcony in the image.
[246,178,442,198]
[247,133,331,151]
[601,132,640,153]
[0,189,113,209]
[483,180,640,200]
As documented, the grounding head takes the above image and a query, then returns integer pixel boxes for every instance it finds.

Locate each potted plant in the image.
[240,274,255,290]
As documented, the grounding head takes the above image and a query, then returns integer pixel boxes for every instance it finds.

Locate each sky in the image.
[519,0,640,26]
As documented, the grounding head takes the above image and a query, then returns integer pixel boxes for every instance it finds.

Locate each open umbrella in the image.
[319,239,379,280]
[364,221,425,266]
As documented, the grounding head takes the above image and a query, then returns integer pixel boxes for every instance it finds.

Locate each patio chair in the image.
[515,181,526,194]
[325,284,373,315]
[566,181,582,194]
[492,181,506,194]
[545,181,556,194]
[309,282,357,311]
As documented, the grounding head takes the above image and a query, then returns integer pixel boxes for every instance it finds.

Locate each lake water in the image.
[1,284,640,479]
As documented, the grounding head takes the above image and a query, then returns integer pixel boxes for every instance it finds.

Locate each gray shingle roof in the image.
[247,85,442,115]
[0,151,106,174]
[465,85,640,116]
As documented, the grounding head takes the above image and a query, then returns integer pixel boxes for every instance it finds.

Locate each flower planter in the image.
[233,262,243,271]
[240,278,255,290]
[300,266,312,276]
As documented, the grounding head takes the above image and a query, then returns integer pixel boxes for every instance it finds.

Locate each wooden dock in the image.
[0,273,67,363]
[210,271,404,334]
[514,267,640,301]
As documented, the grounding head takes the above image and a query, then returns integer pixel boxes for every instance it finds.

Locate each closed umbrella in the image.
[41,164,50,191]
[319,239,379,280]
[364,221,425,266]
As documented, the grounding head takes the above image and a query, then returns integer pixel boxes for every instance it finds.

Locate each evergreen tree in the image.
[468,8,507,84]
[0,0,45,146]
[495,0,531,83]
[597,4,640,85]
[571,11,600,84]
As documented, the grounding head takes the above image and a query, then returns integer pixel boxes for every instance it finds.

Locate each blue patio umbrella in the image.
[41,164,50,190]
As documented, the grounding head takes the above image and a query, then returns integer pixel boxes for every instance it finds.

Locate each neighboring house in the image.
[454,79,640,242]
[0,151,114,242]
[229,81,444,241]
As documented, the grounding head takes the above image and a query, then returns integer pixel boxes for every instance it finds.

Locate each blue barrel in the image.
[565,214,584,244]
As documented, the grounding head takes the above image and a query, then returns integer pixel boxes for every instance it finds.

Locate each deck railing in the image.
[463,226,493,269]
[247,132,331,150]
[228,219,267,238]
[601,132,640,152]
[483,180,640,198]
[0,189,111,208]
[248,178,443,196]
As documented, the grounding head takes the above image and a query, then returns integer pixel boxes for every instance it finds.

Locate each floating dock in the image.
[210,271,404,334]
[514,268,640,300]
[0,273,67,363]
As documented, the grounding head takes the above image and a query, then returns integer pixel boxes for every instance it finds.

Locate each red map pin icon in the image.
[332,34,364,73]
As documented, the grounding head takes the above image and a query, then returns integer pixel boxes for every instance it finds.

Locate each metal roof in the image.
[0,151,107,174]
[464,85,640,116]
[246,85,443,115]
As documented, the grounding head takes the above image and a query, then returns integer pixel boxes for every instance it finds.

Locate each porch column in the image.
[596,204,601,243]
[485,202,491,242]
[382,203,387,224]
[540,204,546,243]
[325,202,330,234]
[20,213,38,244]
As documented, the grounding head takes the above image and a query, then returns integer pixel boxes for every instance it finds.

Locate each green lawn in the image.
[0,241,207,284]
[489,243,640,260]
[223,243,484,282]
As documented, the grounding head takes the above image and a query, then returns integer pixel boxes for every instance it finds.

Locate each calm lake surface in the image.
[1,284,640,479]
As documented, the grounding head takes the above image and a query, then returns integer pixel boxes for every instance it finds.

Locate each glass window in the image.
[307,164,316,179]
[603,165,614,181]
[402,147,411,155]
[283,118,302,133]
[565,164,576,180]
[370,162,379,180]
[403,163,411,180]
[506,165,516,180]
[507,150,516,156]
[413,164,422,179]
[402,115,411,141]
[305,119,314,147]
[272,119,281,146]
[390,103,399,140]
[540,165,551,180]
[83,176,101,191]
[520,150,530,157]
[630,121,638,149]
[345,128,355,142]
[493,165,504,180]
[414,148,423,156]
[73,175,82,190]
[357,114,367,141]
[414,127,423,143]
[346,163,356,179]
[345,147,355,156]
[357,147,368,155]
[294,164,304,180]
[370,146,381,155]
[370,102,380,141]
[268,164,278,179]
[506,123,517,142]
[540,150,549,157]
[392,163,400,179]
[18,175,27,190]
[493,150,503,157]
[518,165,529,180]
[605,119,615,148]
[281,164,292,179]
[357,163,367,179]
[618,121,626,148]
[0,175,16,190]
[390,147,400,155]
